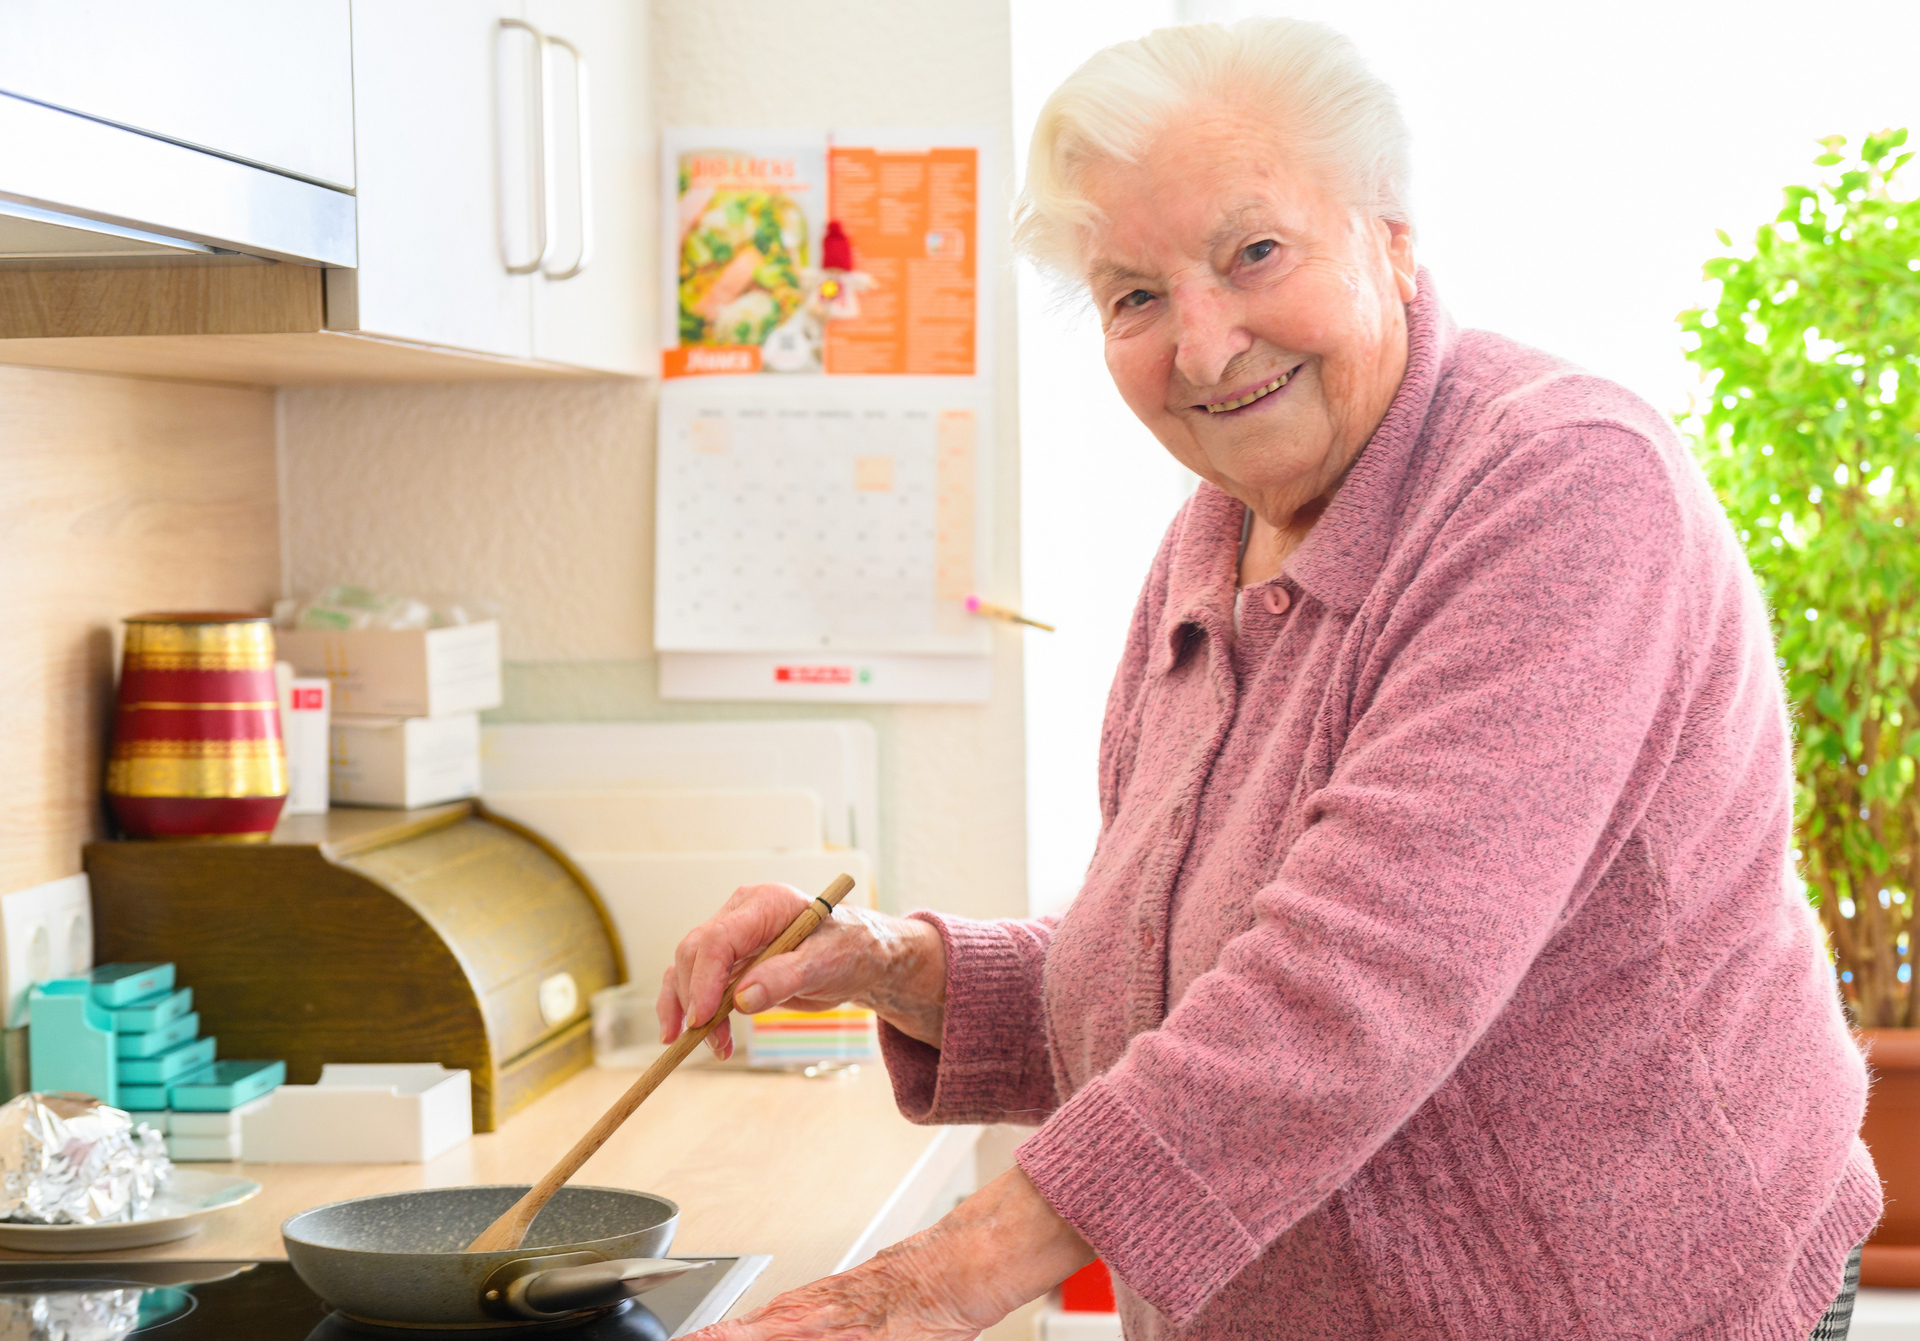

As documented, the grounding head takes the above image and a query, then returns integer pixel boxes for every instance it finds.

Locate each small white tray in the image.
[241,1063,470,1163]
[0,1167,260,1252]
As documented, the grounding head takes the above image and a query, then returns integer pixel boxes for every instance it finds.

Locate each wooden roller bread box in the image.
[84,801,625,1132]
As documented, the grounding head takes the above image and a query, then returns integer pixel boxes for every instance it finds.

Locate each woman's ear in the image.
[1385,220,1417,302]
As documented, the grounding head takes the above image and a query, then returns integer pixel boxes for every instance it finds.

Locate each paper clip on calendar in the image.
[965,595,1054,633]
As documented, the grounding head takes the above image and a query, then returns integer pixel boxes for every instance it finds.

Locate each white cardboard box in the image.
[275,663,331,816]
[241,1064,471,1163]
[275,622,501,718]
[168,1131,243,1162]
[331,713,481,809]
[1035,1313,1123,1341]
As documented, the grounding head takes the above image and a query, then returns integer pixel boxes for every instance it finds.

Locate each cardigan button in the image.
[1263,586,1291,615]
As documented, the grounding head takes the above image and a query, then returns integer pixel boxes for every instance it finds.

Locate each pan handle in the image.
[508,1258,708,1320]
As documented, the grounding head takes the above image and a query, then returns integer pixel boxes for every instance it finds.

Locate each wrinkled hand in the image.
[657,883,946,1059]
[684,1170,1094,1341]
[684,1248,986,1341]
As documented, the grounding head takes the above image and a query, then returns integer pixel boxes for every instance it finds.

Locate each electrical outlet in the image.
[1,874,92,1027]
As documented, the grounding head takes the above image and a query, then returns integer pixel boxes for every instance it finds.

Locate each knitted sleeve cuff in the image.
[877,911,1058,1126]
[1017,1078,1262,1324]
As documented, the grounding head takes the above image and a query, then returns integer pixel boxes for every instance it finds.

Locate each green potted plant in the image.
[1682,127,1920,1285]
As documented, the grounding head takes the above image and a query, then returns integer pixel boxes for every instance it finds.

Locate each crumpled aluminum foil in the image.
[0,1092,170,1226]
[0,1284,142,1341]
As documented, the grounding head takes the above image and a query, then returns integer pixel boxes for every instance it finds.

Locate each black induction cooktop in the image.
[0,1256,770,1340]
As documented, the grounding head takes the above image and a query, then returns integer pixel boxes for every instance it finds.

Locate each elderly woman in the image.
[665,18,1878,1340]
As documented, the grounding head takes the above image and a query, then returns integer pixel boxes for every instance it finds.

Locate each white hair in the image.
[1013,17,1413,281]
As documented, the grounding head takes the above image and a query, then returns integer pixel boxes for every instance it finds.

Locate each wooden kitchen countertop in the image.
[0,1063,981,1319]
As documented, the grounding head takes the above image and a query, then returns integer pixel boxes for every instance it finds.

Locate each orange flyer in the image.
[825,146,978,376]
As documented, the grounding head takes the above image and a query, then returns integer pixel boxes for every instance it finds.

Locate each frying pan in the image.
[282,1184,689,1328]
[284,877,860,1331]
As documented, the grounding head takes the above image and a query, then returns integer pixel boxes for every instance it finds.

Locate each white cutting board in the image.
[486,788,823,854]
[579,850,874,998]
[481,721,878,851]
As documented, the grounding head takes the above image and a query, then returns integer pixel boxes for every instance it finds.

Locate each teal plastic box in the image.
[125,1059,225,1112]
[118,1078,186,1110]
[170,1060,284,1112]
[26,979,117,1104]
[115,1013,199,1058]
[119,1036,216,1085]
[90,964,174,1008]
[110,987,193,1034]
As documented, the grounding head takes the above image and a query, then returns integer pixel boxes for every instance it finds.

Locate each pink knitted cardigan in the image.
[879,278,1881,1339]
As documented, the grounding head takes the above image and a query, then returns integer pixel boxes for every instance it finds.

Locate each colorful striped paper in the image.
[744,1005,878,1069]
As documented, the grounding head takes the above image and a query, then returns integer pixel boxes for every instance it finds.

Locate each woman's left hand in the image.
[685,1168,1095,1340]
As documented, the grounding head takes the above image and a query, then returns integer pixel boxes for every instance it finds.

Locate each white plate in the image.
[0,1167,261,1252]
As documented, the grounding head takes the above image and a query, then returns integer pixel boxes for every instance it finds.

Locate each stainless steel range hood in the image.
[0,92,355,268]
[0,199,223,261]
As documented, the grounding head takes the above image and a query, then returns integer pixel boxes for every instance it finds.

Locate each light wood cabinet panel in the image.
[0,265,323,339]
[0,332,602,387]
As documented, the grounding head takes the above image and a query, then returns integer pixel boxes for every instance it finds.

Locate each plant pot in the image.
[1858,1029,1920,1286]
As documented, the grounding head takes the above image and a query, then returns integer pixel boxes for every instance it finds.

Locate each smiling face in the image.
[1083,104,1419,529]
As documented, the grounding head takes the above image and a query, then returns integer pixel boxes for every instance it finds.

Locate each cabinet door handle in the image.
[541,34,592,281]
[496,17,550,276]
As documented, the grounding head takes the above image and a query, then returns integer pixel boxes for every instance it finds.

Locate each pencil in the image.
[965,595,1055,632]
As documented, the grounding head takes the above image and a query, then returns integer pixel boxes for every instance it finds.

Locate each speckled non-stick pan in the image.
[282,1184,689,1328]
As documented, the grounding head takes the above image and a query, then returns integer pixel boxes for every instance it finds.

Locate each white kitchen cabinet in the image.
[0,0,355,190]
[332,0,652,373]
[527,0,653,374]
[335,0,540,361]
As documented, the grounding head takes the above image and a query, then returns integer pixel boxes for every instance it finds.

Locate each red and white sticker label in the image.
[774,664,854,685]
[290,687,326,711]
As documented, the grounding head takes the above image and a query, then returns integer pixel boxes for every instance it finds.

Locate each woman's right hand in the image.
[657,883,948,1059]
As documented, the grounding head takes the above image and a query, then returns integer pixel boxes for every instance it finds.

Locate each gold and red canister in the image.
[105,613,288,841]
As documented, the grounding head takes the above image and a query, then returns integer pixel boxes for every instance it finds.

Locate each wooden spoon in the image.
[466,873,858,1253]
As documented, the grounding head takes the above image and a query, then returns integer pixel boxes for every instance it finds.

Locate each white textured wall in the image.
[279,0,1026,921]
[280,380,653,658]
[1011,2,1198,917]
